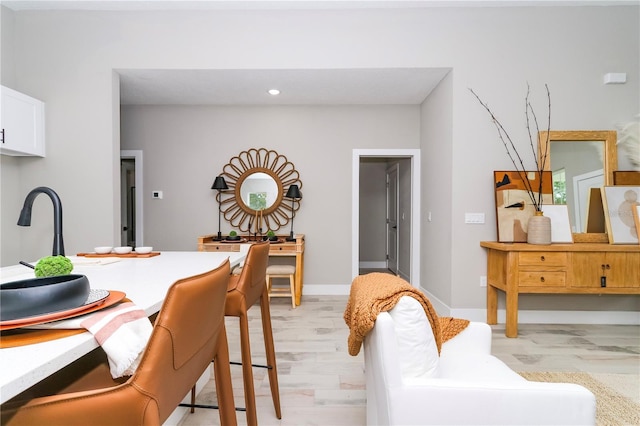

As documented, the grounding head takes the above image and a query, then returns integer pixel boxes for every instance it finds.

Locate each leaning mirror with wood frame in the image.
[538,130,617,241]
[218,148,302,234]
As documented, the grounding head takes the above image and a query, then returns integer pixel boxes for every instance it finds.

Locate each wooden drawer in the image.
[201,243,241,252]
[519,252,567,267]
[269,244,298,254]
[519,271,566,287]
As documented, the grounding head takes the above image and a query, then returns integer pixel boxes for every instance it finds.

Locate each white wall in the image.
[421,71,455,306]
[120,104,420,285]
[1,6,638,316]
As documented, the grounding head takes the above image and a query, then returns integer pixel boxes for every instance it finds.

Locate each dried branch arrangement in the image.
[470,84,551,211]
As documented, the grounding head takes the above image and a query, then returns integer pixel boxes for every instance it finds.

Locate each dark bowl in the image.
[0,274,90,321]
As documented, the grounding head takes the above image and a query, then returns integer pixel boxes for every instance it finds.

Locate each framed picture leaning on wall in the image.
[601,186,640,244]
[540,204,574,243]
[494,171,553,242]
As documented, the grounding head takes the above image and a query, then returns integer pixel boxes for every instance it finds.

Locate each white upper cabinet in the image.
[1,86,45,157]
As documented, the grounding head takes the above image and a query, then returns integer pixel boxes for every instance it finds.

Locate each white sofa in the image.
[363,297,596,425]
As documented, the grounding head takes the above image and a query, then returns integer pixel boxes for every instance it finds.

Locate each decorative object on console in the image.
[601,186,640,244]
[226,230,240,241]
[633,204,640,241]
[494,171,553,242]
[211,175,228,241]
[538,130,618,241]
[471,85,553,244]
[585,188,606,233]
[218,148,302,233]
[266,230,278,242]
[540,204,573,243]
[527,211,552,245]
[613,170,640,185]
[285,184,302,242]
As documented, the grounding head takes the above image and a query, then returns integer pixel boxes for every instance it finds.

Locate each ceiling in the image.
[5,0,635,105]
[118,68,451,105]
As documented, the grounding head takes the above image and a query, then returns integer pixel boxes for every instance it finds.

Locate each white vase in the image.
[527,211,551,245]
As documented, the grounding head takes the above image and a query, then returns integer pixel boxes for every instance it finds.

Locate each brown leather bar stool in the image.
[225,241,281,426]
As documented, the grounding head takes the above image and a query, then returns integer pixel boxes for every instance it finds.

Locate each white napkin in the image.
[30,302,152,378]
[79,302,153,378]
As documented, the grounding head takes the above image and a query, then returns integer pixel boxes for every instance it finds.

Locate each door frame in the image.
[120,150,144,247]
[352,149,420,287]
[386,163,399,274]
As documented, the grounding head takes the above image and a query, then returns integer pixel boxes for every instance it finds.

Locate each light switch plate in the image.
[465,213,485,224]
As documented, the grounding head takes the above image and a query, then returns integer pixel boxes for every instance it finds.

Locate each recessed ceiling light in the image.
[268,89,280,96]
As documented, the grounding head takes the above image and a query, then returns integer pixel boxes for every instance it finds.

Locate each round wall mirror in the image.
[218,148,302,233]
[238,171,281,212]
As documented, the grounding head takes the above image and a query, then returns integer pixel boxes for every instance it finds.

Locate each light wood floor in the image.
[178,296,640,426]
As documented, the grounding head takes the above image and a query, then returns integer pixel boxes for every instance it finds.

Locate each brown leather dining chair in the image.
[1,259,236,426]
[225,241,281,426]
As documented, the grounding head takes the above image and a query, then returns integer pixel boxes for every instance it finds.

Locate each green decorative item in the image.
[34,255,74,277]
[227,230,240,241]
[266,230,278,241]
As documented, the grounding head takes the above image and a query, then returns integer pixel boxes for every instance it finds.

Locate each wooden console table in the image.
[198,234,305,306]
[480,241,640,337]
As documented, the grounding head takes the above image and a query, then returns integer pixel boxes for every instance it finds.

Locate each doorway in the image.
[120,150,144,247]
[352,149,421,287]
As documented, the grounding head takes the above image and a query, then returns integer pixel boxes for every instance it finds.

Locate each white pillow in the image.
[388,296,440,380]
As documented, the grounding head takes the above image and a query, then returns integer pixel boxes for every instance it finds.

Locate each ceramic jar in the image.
[527,211,551,245]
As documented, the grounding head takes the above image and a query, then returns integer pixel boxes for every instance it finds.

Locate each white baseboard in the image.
[304,285,640,325]
[421,287,640,325]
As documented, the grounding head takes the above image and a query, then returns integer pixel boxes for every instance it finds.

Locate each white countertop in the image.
[0,251,246,404]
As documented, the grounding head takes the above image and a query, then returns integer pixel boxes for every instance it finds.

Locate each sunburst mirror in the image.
[218,148,302,233]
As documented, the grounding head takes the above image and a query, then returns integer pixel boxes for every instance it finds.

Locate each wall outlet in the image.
[480,276,487,287]
[152,190,163,199]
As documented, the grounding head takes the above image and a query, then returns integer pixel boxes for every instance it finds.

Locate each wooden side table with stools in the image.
[266,264,296,308]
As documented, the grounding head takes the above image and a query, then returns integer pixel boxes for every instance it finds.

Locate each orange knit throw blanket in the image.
[343,273,470,356]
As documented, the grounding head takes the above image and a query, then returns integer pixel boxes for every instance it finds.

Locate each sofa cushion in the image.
[388,296,440,380]
[420,353,526,384]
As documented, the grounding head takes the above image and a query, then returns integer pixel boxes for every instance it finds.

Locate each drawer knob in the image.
[540,255,545,261]
[540,276,545,283]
